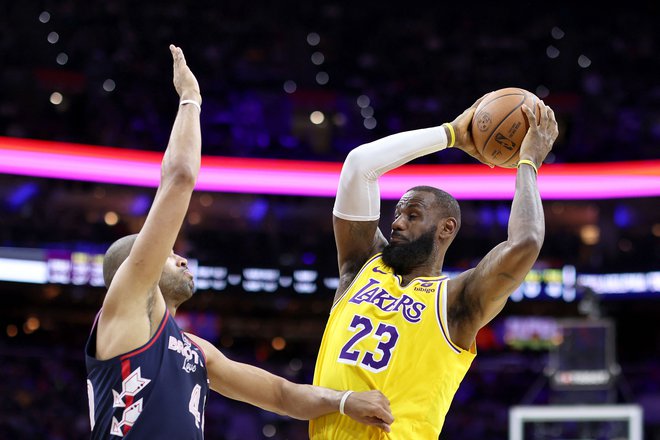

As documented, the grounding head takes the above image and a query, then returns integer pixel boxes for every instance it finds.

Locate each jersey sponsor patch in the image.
[168,335,204,373]
[413,282,436,294]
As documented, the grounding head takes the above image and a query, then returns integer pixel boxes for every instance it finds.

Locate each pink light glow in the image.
[1,137,659,200]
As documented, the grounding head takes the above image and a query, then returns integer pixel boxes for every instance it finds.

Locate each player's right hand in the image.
[170,44,201,104]
[343,390,394,432]
[449,92,494,168]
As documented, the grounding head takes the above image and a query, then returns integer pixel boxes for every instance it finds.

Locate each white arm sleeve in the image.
[333,126,449,221]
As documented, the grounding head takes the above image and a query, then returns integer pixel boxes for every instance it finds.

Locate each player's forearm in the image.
[161,94,202,187]
[278,382,343,420]
[351,126,449,175]
[334,126,449,220]
[211,362,343,421]
[507,165,544,251]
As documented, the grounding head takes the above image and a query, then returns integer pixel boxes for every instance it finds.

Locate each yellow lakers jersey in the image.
[310,254,476,439]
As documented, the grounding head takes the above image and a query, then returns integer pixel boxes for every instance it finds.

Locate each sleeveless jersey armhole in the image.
[435,280,470,354]
[331,253,383,312]
[185,333,208,364]
[120,309,170,360]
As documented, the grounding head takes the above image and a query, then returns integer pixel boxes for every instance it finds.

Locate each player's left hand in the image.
[170,44,201,104]
[519,101,559,166]
[450,92,494,168]
[343,390,394,432]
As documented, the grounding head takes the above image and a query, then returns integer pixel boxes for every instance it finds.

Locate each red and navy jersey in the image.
[85,310,209,439]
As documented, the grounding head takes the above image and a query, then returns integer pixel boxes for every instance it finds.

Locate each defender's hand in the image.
[170,44,201,104]
[343,390,394,432]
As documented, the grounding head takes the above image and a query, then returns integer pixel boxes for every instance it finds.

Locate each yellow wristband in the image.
[517,159,538,174]
[442,123,455,148]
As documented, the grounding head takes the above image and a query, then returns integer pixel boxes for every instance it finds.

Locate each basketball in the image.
[471,87,540,168]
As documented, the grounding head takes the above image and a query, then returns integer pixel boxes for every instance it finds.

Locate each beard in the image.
[159,271,195,305]
[381,227,436,275]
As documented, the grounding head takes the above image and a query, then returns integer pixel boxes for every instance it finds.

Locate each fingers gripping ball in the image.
[471,87,541,168]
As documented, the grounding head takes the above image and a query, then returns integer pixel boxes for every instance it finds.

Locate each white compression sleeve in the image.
[333,126,449,221]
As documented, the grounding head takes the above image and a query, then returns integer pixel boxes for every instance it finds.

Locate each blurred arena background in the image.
[1,2,659,439]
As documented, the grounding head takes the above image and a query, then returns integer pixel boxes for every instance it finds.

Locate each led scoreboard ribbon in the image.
[1,136,659,200]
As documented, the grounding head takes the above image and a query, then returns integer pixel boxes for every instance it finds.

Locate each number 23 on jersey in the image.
[337,314,400,372]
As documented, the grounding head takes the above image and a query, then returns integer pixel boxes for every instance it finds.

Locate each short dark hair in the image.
[407,186,461,230]
[102,234,139,288]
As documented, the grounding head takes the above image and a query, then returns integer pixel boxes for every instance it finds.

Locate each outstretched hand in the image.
[519,101,559,166]
[343,390,394,432]
[449,92,494,167]
[169,44,201,103]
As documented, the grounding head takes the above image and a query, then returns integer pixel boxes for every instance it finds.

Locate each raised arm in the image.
[96,45,202,359]
[186,334,394,431]
[448,102,559,348]
[333,129,453,294]
[332,95,491,300]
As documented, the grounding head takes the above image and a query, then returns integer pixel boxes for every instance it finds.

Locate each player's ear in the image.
[438,217,457,239]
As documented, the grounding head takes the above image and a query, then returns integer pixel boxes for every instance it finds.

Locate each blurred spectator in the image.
[1,2,658,163]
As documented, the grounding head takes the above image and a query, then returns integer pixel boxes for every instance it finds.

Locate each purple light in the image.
[302,252,316,265]
[248,198,269,223]
[130,194,151,216]
[8,182,39,209]
[613,205,632,228]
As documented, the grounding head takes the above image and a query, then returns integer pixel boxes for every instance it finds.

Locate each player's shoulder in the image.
[184,332,224,362]
[341,252,385,282]
[445,269,473,299]
[333,252,388,303]
[184,332,206,348]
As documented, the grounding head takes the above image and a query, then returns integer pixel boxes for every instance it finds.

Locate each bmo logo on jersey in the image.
[168,335,204,373]
[349,278,426,323]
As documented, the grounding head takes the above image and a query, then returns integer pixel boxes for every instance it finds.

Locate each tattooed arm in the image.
[446,102,559,350]
[332,127,457,302]
[331,97,495,302]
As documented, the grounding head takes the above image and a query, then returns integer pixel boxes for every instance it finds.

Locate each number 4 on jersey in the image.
[189,384,206,430]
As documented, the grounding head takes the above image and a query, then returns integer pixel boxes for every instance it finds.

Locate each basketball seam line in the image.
[480,95,526,162]
[500,95,539,165]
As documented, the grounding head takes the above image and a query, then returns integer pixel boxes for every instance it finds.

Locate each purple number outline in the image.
[337,314,400,372]
[338,315,373,365]
[361,322,399,372]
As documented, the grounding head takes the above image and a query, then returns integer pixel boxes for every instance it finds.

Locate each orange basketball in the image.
[471,87,540,168]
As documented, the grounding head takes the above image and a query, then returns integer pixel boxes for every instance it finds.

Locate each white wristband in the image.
[180,99,201,113]
[339,390,353,415]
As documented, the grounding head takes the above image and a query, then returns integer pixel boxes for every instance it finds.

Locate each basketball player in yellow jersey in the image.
[310,94,559,439]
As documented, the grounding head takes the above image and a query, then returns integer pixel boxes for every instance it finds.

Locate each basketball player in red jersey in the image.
[85,45,393,439]
[310,96,558,438]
